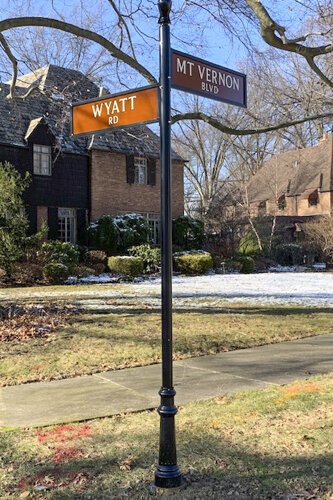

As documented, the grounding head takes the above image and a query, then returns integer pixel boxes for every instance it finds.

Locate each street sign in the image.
[71,85,159,136]
[171,49,247,107]
[69,5,247,488]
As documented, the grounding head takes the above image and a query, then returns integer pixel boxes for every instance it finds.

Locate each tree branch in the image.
[0,16,157,96]
[171,111,333,136]
[0,32,42,99]
[245,0,333,87]
[107,0,136,58]
[305,55,333,89]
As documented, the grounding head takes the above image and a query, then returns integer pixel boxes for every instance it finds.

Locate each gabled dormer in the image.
[25,117,56,176]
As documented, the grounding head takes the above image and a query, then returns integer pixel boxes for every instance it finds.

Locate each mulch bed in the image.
[0,304,79,342]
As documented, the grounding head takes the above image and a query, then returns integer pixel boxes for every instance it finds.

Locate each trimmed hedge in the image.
[108,256,144,277]
[173,252,213,275]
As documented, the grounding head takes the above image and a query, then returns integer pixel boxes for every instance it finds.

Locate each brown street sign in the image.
[71,85,159,136]
[171,50,247,107]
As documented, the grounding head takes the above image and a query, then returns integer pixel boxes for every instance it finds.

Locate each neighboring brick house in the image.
[246,134,333,221]
[0,64,184,244]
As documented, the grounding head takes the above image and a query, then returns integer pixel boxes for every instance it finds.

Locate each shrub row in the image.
[107,250,214,277]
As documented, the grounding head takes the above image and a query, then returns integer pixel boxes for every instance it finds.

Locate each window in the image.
[278,194,286,211]
[258,200,267,216]
[33,144,52,175]
[308,197,318,207]
[134,212,160,243]
[308,190,319,207]
[147,213,160,244]
[58,208,76,244]
[134,157,147,184]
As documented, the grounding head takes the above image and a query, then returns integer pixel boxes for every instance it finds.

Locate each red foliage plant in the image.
[37,423,91,444]
[52,445,83,464]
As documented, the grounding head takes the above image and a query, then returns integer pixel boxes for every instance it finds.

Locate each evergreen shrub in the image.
[43,262,70,284]
[275,243,303,266]
[172,215,204,250]
[239,232,261,255]
[39,240,80,270]
[86,216,118,255]
[113,214,149,252]
[128,244,161,274]
[239,256,255,274]
[87,214,149,255]
[0,162,30,277]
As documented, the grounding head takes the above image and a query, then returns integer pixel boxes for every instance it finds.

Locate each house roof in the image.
[24,117,48,141]
[1,64,182,160]
[247,135,333,202]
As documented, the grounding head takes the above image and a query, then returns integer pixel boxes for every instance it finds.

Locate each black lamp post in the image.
[155,0,182,489]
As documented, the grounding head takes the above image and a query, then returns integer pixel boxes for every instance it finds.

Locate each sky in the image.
[0,0,317,128]
[0,0,312,80]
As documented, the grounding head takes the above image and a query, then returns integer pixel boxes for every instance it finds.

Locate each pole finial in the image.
[158,0,172,24]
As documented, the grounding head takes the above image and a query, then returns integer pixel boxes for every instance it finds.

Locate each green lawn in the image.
[1,304,333,386]
[1,373,332,498]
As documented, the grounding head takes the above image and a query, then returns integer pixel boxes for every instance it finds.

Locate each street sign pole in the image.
[155,0,182,489]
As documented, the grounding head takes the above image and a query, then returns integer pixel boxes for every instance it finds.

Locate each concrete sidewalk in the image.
[1,333,333,428]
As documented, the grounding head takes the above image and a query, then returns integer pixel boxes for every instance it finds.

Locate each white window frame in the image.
[33,144,52,176]
[136,212,160,244]
[147,213,160,244]
[134,157,147,185]
[58,208,77,244]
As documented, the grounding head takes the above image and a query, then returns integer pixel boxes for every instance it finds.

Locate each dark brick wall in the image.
[0,124,89,236]
[0,126,89,207]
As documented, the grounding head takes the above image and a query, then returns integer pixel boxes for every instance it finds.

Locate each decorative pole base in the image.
[155,464,182,488]
[155,387,182,488]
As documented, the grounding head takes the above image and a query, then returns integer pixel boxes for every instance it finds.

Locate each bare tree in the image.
[209,136,288,255]
[172,98,236,218]
[302,217,333,262]
[0,0,332,136]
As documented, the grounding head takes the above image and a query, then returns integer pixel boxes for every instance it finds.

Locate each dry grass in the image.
[1,373,333,498]
[1,306,333,386]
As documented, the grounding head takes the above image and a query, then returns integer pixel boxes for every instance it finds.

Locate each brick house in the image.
[246,134,333,221]
[0,65,184,244]
[210,135,333,255]
[233,134,333,246]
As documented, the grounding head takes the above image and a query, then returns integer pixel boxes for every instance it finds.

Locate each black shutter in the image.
[147,157,156,186]
[26,205,37,235]
[126,155,135,184]
[77,208,87,245]
[48,207,58,240]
